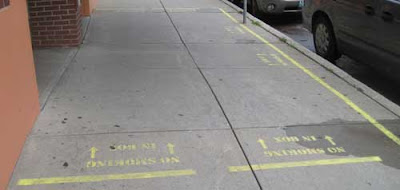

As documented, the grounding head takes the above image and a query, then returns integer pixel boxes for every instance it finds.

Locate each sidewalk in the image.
[8,0,400,189]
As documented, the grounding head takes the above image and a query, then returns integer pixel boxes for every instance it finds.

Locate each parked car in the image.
[230,0,304,15]
[303,0,400,80]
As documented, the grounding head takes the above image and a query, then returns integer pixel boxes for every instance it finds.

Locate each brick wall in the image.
[28,0,82,47]
[0,0,10,9]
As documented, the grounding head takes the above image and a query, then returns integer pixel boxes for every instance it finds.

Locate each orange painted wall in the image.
[82,0,98,16]
[0,1,40,189]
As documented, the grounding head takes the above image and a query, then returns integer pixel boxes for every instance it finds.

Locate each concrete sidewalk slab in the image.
[32,65,228,135]
[9,0,400,189]
[234,124,400,189]
[9,130,259,190]
[86,11,181,45]
[301,65,400,123]
[167,7,234,13]
[76,43,196,69]
[202,68,397,129]
[97,0,163,9]
[162,0,234,11]
[187,43,319,69]
[170,13,272,44]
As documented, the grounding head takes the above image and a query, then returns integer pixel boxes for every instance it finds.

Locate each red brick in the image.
[47,26,62,30]
[68,9,77,14]
[48,35,63,40]
[53,10,68,15]
[61,5,76,9]
[30,7,44,12]
[45,6,60,11]
[37,11,52,16]
[29,12,37,17]
[63,34,79,39]
[41,40,56,45]
[55,20,69,25]
[36,2,51,6]
[52,1,66,5]
[56,30,70,35]
[46,16,61,21]
[28,0,81,47]
[62,25,78,30]
[40,31,55,35]
[61,15,76,20]
[39,21,53,26]
[31,26,46,31]
[30,17,45,22]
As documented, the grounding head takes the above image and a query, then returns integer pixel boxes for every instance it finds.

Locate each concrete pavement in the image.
[8,0,400,189]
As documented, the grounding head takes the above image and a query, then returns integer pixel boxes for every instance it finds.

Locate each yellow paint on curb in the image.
[229,156,382,172]
[219,8,400,146]
[17,169,196,186]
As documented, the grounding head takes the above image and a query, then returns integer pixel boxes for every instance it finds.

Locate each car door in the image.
[333,0,380,47]
[376,0,400,58]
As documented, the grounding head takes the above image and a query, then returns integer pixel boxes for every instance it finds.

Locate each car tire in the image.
[230,0,241,5]
[312,16,340,62]
[250,0,260,17]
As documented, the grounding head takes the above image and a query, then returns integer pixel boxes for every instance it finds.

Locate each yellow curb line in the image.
[219,8,400,146]
[17,169,196,186]
[229,156,382,172]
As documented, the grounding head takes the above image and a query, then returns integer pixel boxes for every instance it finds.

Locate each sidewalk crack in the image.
[158,1,263,189]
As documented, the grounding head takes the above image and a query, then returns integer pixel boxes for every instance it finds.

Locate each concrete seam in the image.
[81,16,93,43]
[28,119,400,139]
[40,14,94,111]
[39,48,79,111]
[29,128,233,138]
[158,1,263,189]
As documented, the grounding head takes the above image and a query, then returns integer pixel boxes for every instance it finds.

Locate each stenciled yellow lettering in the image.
[87,156,181,169]
[264,151,282,157]
[287,149,299,156]
[273,136,300,143]
[114,160,125,167]
[160,156,180,164]
[142,143,156,150]
[327,147,346,153]
[264,148,326,157]
[302,136,317,142]
[86,161,96,168]
[274,137,283,143]
[148,158,157,164]
[97,161,106,167]
[117,144,137,151]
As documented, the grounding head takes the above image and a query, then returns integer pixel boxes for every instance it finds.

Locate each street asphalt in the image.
[8,0,400,189]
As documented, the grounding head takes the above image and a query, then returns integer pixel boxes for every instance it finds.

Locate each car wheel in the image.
[313,16,339,62]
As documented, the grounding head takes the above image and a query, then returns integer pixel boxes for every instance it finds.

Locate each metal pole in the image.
[243,0,247,24]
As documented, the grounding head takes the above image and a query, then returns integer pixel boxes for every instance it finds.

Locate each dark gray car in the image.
[303,0,400,80]
[231,0,303,15]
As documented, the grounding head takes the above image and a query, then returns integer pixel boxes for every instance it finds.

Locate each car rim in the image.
[315,24,330,55]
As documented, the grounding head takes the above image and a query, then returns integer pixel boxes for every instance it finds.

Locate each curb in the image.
[219,0,400,117]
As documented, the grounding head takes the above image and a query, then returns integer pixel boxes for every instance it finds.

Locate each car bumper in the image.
[258,0,302,14]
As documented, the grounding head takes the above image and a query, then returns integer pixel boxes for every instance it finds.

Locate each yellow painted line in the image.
[271,54,288,66]
[219,8,400,146]
[17,169,196,186]
[229,156,382,172]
